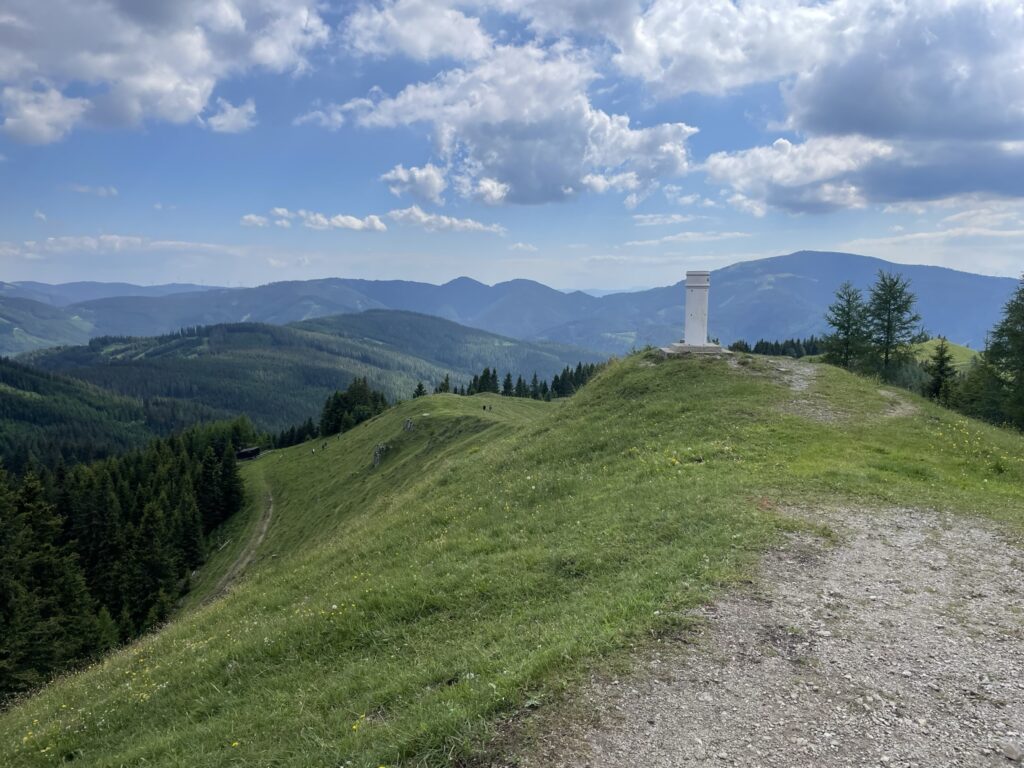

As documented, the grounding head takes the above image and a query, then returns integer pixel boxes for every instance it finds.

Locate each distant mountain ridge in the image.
[25,310,600,432]
[2,252,1018,355]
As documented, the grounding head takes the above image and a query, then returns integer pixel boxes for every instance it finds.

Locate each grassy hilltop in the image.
[2,353,1023,767]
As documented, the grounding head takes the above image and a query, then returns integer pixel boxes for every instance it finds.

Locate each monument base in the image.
[660,342,731,357]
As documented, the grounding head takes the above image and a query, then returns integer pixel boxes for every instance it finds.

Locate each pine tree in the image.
[866,271,922,377]
[502,372,513,396]
[922,338,956,406]
[413,381,427,398]
[823,281,868,369]
[986,275,1024,428]
[12,474,99,687]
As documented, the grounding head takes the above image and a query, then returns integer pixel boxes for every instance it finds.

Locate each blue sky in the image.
[1,0,1023,289]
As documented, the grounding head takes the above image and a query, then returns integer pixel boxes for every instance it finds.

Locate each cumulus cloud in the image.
[784,1,1024,142]
[344,0,492,62]
[1,86,89,144]
[611,0,845,96]
[241,213,268,227]
[704,136,895,214]
[206,98,257,133]
[0,0,329,142]
[380,163,448,204]
[581,172,640,194]
[508,241,538,252]
[388,205,505,234]
[342,45,696,204]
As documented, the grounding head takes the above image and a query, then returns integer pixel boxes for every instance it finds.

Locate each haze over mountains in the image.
[1,252,1017,356]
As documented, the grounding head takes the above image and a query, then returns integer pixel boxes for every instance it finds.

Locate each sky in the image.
[1,0,1023,290]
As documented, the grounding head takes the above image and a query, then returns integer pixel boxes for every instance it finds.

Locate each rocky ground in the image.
[503,507,1024,767]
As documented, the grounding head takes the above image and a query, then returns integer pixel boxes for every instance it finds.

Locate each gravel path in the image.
[507,507,1024,767]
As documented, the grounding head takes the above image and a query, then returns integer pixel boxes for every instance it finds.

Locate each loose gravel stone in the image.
[503,507,1024,768]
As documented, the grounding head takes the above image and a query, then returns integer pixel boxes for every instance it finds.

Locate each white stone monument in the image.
[661,270,725,355]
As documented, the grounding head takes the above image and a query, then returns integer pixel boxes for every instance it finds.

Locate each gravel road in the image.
[506,507,1024,767]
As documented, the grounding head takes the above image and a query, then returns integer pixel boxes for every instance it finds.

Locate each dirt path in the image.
[508,508,1024,767]
[202,487,273,605]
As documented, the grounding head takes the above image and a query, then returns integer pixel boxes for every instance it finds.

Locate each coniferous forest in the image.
[0,418,256,703]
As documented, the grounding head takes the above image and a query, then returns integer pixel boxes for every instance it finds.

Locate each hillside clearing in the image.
[504,505,1024,766]
[2,354,1023,767]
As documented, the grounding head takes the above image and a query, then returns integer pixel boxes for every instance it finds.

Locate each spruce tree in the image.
[413,381,427,398]
[502,372,514,396]
[865,271,922,377]
[986,276,1024,428]
[922,338,956,406]
[12,474,99,686]
[823,281,868,369]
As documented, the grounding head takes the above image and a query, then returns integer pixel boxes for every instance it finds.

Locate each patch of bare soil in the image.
[755,357,840,424]
[501,508,1024,767]
[878,388,921,419]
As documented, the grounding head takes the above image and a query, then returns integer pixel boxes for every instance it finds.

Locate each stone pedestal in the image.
[661,270,727,356]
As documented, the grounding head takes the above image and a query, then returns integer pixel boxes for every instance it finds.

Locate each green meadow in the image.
[3,353,1023,767]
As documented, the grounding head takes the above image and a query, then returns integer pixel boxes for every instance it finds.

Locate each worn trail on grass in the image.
[511,507,1024,767]
[204,484,274,605]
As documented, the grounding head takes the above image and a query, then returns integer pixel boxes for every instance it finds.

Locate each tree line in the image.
[820,270,1024,429]
[0,418,256,703]
[727,337,823,358]
[273,377,390,448]
[415,362,604,401]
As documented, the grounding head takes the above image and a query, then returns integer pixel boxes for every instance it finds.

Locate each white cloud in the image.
[344,0,492,62]
[472,177,509,205]
[509,242,537,252]
[0,1,329,143]
[66,183,119,197]
[704,136,894,214]
[206,97,257,133]
[343,44,696,204]
[625,230,750,246]
[632,213,696,226]
[380,163,448,205]
[293,101,347,130]
[241,213,269,227]
[262,207,386,232]
[1,86,89,144]
[387,205,505,234]
[610,0,847,96]
[33,209,46,222]
[581,171,640,194]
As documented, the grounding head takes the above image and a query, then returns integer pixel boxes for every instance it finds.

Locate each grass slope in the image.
[913,337,980,371]
[25,311,601,432]
[2,354,1023,767]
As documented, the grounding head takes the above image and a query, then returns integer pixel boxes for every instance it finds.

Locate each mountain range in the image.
[2,251,1018,356]
[21,310,598,434]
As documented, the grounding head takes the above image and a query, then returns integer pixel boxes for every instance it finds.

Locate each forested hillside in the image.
[26,310,600,432]
[0,358,218,474]
[0,418,256,701]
